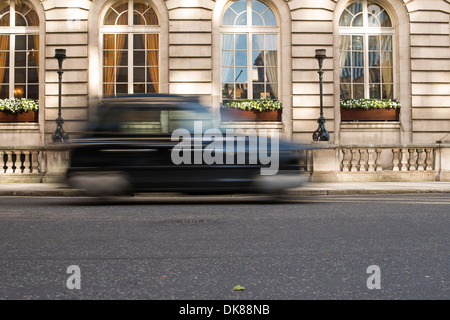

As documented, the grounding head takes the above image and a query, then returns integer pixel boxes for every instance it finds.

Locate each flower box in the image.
[340,99,400,121]
[0,98,39,122]
[221,108,281,121]
[341,108,399,121]
[221,99,282,122]
[0,110,38,122]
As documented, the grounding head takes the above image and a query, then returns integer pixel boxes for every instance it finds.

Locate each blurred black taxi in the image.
[66,94,309,196]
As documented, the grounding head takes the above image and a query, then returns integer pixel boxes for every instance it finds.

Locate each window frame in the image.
[100,0,160,97]
[0,0,39,100]
[339,0,395,100]
[220,0,280,101]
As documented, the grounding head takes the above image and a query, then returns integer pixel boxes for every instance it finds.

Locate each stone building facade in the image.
[0,0,449,181]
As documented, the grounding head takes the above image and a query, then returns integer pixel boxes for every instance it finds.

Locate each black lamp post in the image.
[312,48,330,142]
[52,48,69,143]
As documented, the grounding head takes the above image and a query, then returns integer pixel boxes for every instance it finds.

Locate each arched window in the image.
[101,0,159,97]
[221,0,278,101]
[339,0,394,100]
[0,0,39,100]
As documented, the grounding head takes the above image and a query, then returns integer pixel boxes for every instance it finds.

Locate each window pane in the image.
[28,50,38,66]
[15,52,26,67]
[253,83,264,99]
[0,68,8,83]
[222,51,234,66]
[352,35,363,50]
[265,35,277,50]
[341,52,351,67]
[147,67,158,82]
[133,34,145,49]
[235,12,247,25]
[15,68,25,83]
[352,52,364,67]
[235,67,247,82]
[381,35,392,51]
[267,83,277,99]
[340,68,351,83]
[222,34,234,49]
[103,34,115,49]
[252,51,263,66]
[252,67,264,82]
[253,34,264,50]
[252,12,263,26]
[134,67,145,82]
[352,13,363,26]
[230,0,247,15]
[147,83,158,93]
[381,52,392,67]
[368,13,380,27]
[116,84,128,94]
[235,34,247,49]
[28,85,38,99]
[15,13,26,26]
[262,9,276,26]
[353,68,364,83]
[222,83,234,99]
[28,68,38,83]
[382,84,393,99]
[117,51,128,66]
[0,52,9,69]
[134,51,145,66]
[340,35,351,51]
[116,67,128,82]
[222,67,234,82]
[103,67,114,82]
[369,52,380,66]
[369,84,381,99]
[340,84,351,100]
[103,51,115,66]
[369,36,379,50]
[235,83,247,99]
[380,10,392,27]
[353,84,364,99]
[133,83,145,93]
[369,68,380,83]
[266,67,277,83]
[347,1,363,15]
[265,51,277,66]
[15,35,26,50]
[235,50,246,67]
[381,68,393,83]
[222,9,236,25]
[14,85,25,98]
[339,10,352,27]
[116,34,128,49]
[103,84,114,96]
[0,84,8,98]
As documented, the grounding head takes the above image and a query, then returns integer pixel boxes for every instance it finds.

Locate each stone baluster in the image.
[22,151,31,174]
[342,149,350,172]
[375,149,383,171]
[367,148,376,171]
[400,148,408,171]
[31,151,39,173]
[392,148,400,171]
[359,149,367,171]
[425,148,434,170]
[351,149,359,172]
[5,151,14,173]
[408,149,416,171]
[417,148,425,171]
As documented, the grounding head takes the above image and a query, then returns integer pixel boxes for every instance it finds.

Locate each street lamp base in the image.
[313,117,330,141]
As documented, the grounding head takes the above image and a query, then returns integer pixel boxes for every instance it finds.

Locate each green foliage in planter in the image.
[222,99,282,112]
[0,98,39,113]
[340,99,401,110]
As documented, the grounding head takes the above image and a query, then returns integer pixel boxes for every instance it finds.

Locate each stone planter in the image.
[221,108,281,122]
[0,110,38,122]
[341,108,399,121]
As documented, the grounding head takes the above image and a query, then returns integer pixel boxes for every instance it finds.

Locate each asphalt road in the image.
[0,194,448,301]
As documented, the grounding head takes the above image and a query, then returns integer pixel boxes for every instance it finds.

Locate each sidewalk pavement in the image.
[1,181,450,197]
